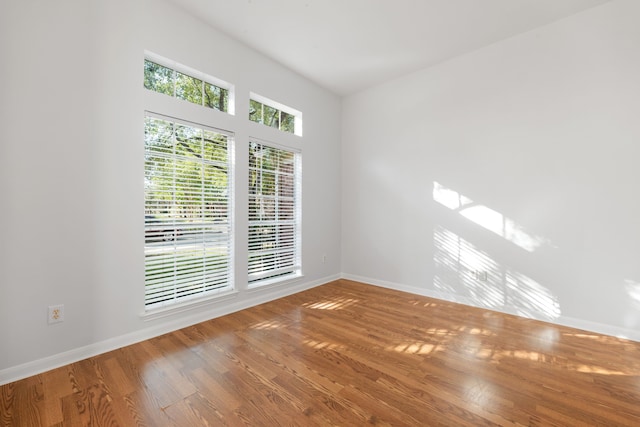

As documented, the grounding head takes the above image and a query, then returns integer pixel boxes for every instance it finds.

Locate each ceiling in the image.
[168,0,610,96]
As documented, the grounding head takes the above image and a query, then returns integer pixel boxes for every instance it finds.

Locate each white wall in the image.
[4,0,639,386]
[0,0,342,384]
[342,0,640,340]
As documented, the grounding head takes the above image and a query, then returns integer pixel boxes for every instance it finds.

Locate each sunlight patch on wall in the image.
[433,182,549,252]
[434,226,561,320]
[434,226,503,307]
[506,271,561,320]
[625,279,640,308]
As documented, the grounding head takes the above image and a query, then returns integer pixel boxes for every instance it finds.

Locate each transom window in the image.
[249,93,302,136]
[144,59,230,113]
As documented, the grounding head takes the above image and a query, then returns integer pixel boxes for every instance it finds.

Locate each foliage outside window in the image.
[144,115,233,308]
[248,141,301,285]
[249,99,296,134]
[144,60,229,113]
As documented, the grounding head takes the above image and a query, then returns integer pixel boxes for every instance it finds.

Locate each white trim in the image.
[0,274,340,386]
[141,289,239,321]
[143,89,235,135]
[249,92,301,118]
[249,136,301,154]
[340,273,640,343]
[249,92,302,136]
[247,273,304,291]
[247,140,302,289]
[144,110,234,136]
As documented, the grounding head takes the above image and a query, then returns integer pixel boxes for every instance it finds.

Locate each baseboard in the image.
[340,273,640,343]
[0,274,341,386]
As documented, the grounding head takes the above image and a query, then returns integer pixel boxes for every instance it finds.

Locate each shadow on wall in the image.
[432,181,561,321]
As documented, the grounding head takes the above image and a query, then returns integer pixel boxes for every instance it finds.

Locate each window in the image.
[248,141,301,285]
[144,59,230,113]
[249,93,302,136]
[144,114,233,308]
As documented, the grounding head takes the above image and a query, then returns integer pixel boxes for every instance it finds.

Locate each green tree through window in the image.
[144,59,229,113]
[144,115,233,307]
[249,97,298,135]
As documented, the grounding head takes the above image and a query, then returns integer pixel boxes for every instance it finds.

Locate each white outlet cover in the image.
[48,304,64,324]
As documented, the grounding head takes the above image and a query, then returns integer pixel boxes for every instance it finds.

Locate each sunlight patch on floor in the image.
[569,364,629,376]
[303,296,360,310]
[250,319,286,330]
[468,328,496,337]
[303,339,342,351]
[386,341,443,355]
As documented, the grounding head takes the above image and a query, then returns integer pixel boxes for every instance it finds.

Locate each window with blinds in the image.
[248,141,301,285]
[144,114,233,308]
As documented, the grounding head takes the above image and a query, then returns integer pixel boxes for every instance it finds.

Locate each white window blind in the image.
[248,140,301,285]
[144,114,233,308]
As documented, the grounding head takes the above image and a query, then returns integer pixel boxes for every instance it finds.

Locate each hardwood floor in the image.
[2,279,640,426]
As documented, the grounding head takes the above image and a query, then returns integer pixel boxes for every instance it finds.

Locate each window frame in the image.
[143,112,235,311]
[249,92,302,136]
[144,51,235,115]
[247,138,302,288]
[142,51,236,315]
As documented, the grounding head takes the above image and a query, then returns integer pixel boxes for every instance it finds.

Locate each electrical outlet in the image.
[48,305,64,324]
[474,270,488,282]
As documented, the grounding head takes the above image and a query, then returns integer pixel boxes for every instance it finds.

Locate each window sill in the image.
[141,289,239,322]
[247,273,304,292]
